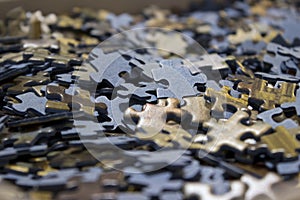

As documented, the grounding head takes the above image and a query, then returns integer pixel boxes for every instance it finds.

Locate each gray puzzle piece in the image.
[56,73,75,85]
[277,45,300,60]
[263,43,293,75]
[117,193,149,200]
[128,172,182,197]
[70,136,138,148]
[106,13,133,29]
[183,160,201,180]
[152,59,206,100]
[96,77,159,131]
[257,107,298,129]
[117,82,158,102]
[0,147,17,160]
[282,59,300,78]
[12,92,47,115]
[130,55,162,79]
[219,80,241,98]
[201,166,230,195]
[3,167,103,189]
[137,150,192,168]
[238,40,266,55]
[95,95,132,131]
[255,72,300,83]
[79,167,103,183]
[0,145,47,166]
[61,120,105,138]
[0,115,8,133]
[276,155,300,175]
[280,17,300,43]
[160,192,183,200]
[182,159,230,195]
[122,149,194,173]
[281,88,300,116]
[89,48,131,86]
[12,169,78,189]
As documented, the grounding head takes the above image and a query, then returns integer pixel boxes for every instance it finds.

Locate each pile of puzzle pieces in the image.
[0,0,300,199]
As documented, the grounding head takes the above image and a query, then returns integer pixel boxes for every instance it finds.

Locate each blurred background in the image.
[0,0,276,17]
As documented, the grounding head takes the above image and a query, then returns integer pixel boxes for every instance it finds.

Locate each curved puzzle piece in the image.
[205,86,248,118]
[89,47,131,86]
[181,96,211,128]
[276,154,300,175]
[184,180,245,200]
[237,77,297,110]
[128,172,182,197]
[193,111,271,153]
[260,126,300,159]
[263,43,291,75]
[135,124,196,149]
[152,59,206,100]
[125,98,185,133]
[12,92,48,115]
[257,107,298,129]
[241,173,281,200]
[281,88,300,116]
[46,85,106,116]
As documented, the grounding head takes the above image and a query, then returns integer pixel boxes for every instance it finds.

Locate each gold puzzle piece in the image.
[205,86,249,115]
[7,71,50,95]
[125,98,184,133]
[136,123,198,149]
[193,110,271,153]
[46,85,106,116]
[181,96,211,127]
[260,126,300,158]
[237,77,297,110]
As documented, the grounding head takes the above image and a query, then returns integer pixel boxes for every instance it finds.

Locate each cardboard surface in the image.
[0,0,202,17]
